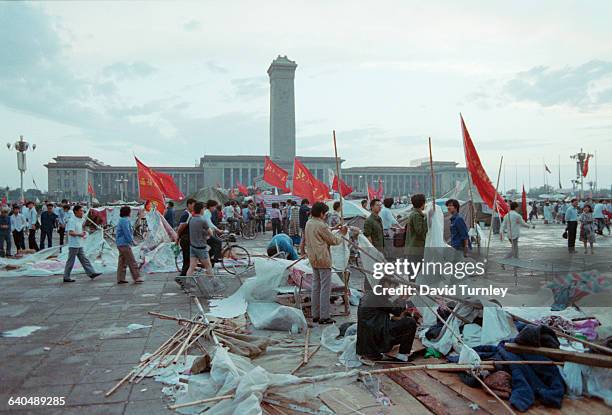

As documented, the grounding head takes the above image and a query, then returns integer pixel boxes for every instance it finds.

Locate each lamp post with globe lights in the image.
[6,135,36,203]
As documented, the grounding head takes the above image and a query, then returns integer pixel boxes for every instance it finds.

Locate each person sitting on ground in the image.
[267,233,299,260]
[186,202,214,277]
[356,276,417,362]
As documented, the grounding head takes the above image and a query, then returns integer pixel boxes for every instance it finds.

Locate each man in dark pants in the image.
[177,198,196,276]
[356,276,417,362]
[24,201,39,251]
[565,198,579,253]
[40,203,57,249]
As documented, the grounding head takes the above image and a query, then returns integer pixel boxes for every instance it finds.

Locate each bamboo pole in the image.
[168,394,236,410]
[291,344,322,375]
[303,328,310,364]
[428,137,436,210]
[333,130,344,224]
[485,156,504,262]
[460,114,478,246]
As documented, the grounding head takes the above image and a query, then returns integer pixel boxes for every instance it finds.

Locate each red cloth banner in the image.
[376,177,384,199]
[292,158,316,203]
[582,155,591,177]
[461,116,509,217]
[263,156,290,192]
[152,171,184,201]
[237,182,249,195]
[87,181,95,196]
[367,185,377,201]
[332,175,353,197]
[135,157,165,214]
[521,185,528,222]
[312,179,330,202]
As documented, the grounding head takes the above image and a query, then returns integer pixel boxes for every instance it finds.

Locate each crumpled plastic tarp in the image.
[320,324,362,368]
[562,362,612,405]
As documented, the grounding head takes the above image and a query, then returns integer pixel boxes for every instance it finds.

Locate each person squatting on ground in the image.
[186,202,214,278]
[62,205,101,283]
[266,233,299,260]
[304,201,347,325]
[357,276,417,362]
[116,205,144,284]
[39,203,57,249]
[501,201,533,259]
[579,204,596,254]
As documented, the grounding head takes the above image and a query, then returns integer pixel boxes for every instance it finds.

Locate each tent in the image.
[174,187,229,210]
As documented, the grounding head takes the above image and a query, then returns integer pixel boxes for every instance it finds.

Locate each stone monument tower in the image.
[268,55,297,165]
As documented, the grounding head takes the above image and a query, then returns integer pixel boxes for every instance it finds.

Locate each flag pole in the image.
[460,114,478,248]
[428,137,436,211]
[485,156,504,263]
[332,130,344,224]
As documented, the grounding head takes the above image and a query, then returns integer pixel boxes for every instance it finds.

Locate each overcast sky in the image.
[1,1,611,192]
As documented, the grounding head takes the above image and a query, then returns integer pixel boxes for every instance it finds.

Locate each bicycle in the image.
[173,231,252,276]
[240,220,257,240]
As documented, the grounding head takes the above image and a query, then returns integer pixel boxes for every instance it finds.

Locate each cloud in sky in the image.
[0,1,611,191]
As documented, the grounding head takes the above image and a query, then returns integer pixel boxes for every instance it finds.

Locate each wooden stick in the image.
[303,328,310,364]
[168,394,235,410]
[428,136,436,210]
[291,344,322,375]
[148,311,210,326]
[173,324,199,364]
[504,343,612,368]
[285,255,306,270]
[486,155,504,262]
[333,130,344,224]
[471,369,517,415]
[105,369,134,397]
[460,114,478,245]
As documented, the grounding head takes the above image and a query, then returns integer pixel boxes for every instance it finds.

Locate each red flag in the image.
[87,181,95,196]
[292,158,316,203]
[152,171,184,201]
[582,155,591,177]
[376,177,384,199]
[135,157,165,214]
[263,156,290,192]
[236,182,248,195]
[461,115,509,217]
[332,175,353,197]
[367,185,377,201]
[1,196,6,206]
[521,185,528,222]
[312,179,330,202]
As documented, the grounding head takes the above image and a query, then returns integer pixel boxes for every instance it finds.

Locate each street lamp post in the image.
[6,135,36,203]
[115,177,128,202]
[570,148,593,200]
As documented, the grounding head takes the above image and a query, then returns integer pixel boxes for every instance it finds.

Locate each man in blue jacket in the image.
[40,203,57,249]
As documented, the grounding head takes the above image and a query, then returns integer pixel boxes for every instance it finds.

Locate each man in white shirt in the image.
[203,200,223,262]
[380,198,399,232]
[62,205,101,282]
[592,200,605,235]
[23,201,39,251]
[501,201,533,258]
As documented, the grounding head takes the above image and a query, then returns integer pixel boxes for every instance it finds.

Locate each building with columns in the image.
[46,55,466,201]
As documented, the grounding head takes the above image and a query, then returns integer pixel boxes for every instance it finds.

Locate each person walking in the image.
[288,200,301,245]
[177,198,196,277]
[164,201,176,229]
[304,202,347,325]
[445,199,471,257]
[39,203,57,249]
[565,199,579,254]
[364,199,385,253]
[0,207,11,257]
[269,202,282,235]
[116,205,143,284]
[592,200,605,235]
[405,194,428,260]
[501,201,533,259]
[186,202,214,277]
[24,201,39,251]
[10,205,26,255]
[62,205,101,282]
[579,205,596,254]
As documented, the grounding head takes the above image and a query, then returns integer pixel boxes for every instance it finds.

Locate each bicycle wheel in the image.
[222,245,252,275]
[172,243,182,273]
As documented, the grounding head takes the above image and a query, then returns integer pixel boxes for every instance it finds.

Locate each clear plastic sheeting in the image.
[320,324,361,368]
[562,363,612,405]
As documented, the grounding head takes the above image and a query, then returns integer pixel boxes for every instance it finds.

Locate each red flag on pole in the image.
[376,177,384,199]
[521,185,528,221]
[263,156,290,192]
[236,182,248,195]
[152,171,184,201]
[135,157,165,214]
[312,179,330,202]
[332,175,353,197]
[582,155,591,177]
[367,185,377,201]
[292,158,317,203]
[461,115,509,217]
[87,181,96,196]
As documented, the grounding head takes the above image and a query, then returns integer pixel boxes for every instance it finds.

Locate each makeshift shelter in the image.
[441,179,492,226]
[174,187,229,210]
